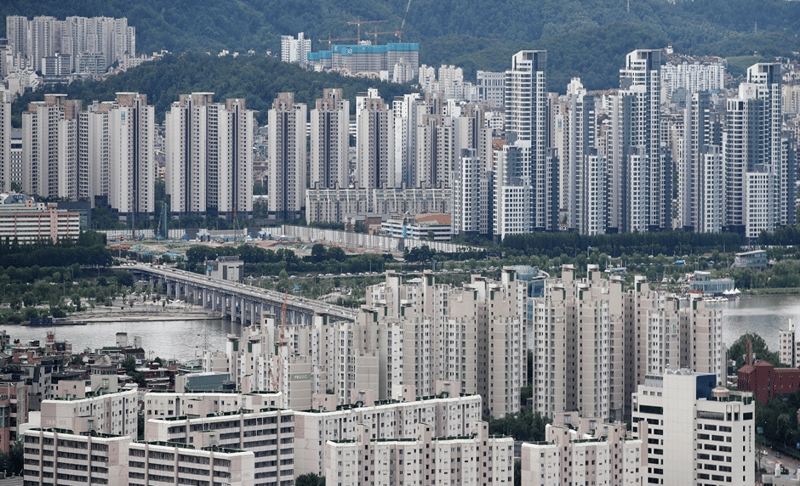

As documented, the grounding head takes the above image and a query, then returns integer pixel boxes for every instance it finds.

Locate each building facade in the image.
[268,93,307,220]
[632,371,755,486]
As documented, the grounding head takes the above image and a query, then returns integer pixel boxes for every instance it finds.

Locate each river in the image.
[1,316,241,363]
[716,294,800,351]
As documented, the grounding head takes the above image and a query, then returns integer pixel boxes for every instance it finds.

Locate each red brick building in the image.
[738,360,800,404]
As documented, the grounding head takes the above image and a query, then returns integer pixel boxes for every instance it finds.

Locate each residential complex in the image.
[521,412,643,485]
[5,15,135,74]
[165,93,254,217]
[325,421,513,486]
[531,265,724,422]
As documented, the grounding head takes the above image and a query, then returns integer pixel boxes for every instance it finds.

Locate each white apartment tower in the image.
[281,32,311,65]
[5,16,28,62]
[108,92,154,220]
[779,320,798,368]
[452,148,482,234]
[393,93,424,187]
[531,266,723,422]
[310,88,349,189]
[269,92,307,220]
[725,63,794,238]
[167,92,254,217]
[21,94,81,200]
[607,49,667,233]
[502,50,558,232]
[633,371,755,486]
[0,92,10,192]
[325,421,513,486]
[416,113,454,188]
[679,91,719,232]
[564,78,605,234]
[357,91,394,189]
[78,101,111,205]
[7,15,135,73]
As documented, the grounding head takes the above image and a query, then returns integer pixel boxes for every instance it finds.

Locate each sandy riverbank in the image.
[70,300,222,323]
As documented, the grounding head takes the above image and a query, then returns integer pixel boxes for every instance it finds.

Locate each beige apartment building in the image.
[521,412,643,486]
[532,265,724,422]
[325,421,513,486]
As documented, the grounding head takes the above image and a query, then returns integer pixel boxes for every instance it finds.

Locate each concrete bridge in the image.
[128,264,357,326]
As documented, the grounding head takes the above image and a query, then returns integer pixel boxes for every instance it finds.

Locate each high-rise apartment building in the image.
[682,91,726,234]
[108,92,154,220]
[7,15,135,73]
[281,32,311,65]
[21,94,81,200]
[326,421,513,486]
[0,91,10,193]
[268,92,307,220]
[564,78,605,234]
[499,50,558,234]
[310,89,349,189]
[393,93,425,187]
[521,412,643,485]
[632,371,755,486]
[78,101,111,204]
[724,63,794,238]
[607,50,668,233]
[416,113,454,188]
[356,91,394,189]
[531,266,723,422]
[476,71,506,108]
[166,93,253,217]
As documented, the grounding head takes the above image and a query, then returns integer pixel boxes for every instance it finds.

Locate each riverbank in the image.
[743,287,800,296]
[70,299,221,324]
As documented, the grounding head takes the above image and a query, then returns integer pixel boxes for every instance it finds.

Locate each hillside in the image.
[10,53,418,126]
[2,0,800,90]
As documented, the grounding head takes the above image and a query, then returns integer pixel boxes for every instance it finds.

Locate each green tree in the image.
[728,333,782,369]
[296,473,325,486]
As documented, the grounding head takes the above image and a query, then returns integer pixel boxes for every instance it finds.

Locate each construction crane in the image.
[398,0,413,42]
[347,17,387,43]
[369,27,405,46]
[319,33,359,50]
[271,291,290,392]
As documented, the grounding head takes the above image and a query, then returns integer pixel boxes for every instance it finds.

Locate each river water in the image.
[1,317,241,363]
[1,295,798,364]
[715,294,800,351]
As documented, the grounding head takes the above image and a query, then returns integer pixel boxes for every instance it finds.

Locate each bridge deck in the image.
[127,264,358,322]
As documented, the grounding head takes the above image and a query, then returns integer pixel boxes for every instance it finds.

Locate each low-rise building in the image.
[381,214,453,241]
[22,428,130,486]
[295,385,481,475]
[40,388,138,438]
[0,196,81,242]
[22,428,256,486]
[737,360,800,404]
[206,255,244,282]
[324,421,512,486]
[128,441,255,486]
[145,408,295,486]
[733,250,768,269]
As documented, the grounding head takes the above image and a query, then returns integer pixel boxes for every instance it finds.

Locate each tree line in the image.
[11,53,418,126]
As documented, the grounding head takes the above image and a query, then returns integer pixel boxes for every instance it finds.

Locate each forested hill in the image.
[2,0,800,90]
[10,53,417,126]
